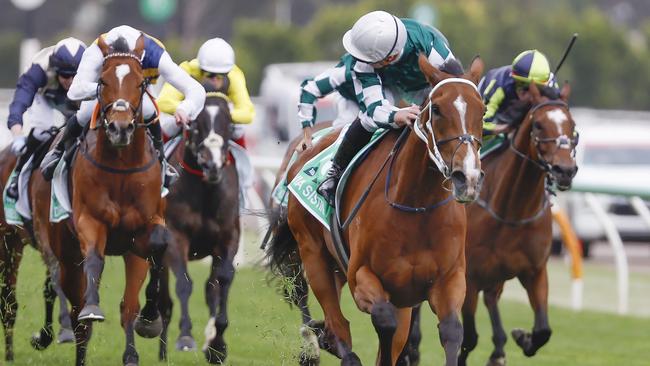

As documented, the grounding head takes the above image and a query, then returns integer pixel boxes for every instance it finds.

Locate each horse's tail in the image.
[264,206,306,307]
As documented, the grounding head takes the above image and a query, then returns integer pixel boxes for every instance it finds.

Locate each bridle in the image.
[413,77,483,178]
[95,52,153,130]
[509,100,578,175]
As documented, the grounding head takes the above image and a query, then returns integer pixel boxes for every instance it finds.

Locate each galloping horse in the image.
[157,91,240,364]
[267,55,485,366]
[31,35,169,366]
[457,82,577,366]
[0,140,74,361]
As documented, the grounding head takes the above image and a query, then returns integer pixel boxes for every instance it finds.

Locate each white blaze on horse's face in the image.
[203,106,225,168]
[115,64,131,88]
[452,94,481,181]
[546,108,568,135]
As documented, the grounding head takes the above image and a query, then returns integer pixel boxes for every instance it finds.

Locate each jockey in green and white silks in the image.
[309,10,456,206]
[479,49,559,136]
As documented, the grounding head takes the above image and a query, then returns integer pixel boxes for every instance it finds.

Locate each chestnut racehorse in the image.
[458,82,577,366]
[157,92,240,364]
[267,55,485,366]
[31,34,169,366]
[0,139,74,362]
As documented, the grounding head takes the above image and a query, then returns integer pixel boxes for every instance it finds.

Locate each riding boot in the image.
[6,131,41,200]
[148,121,178,188]
[40,115,83,181]
[317,119,373,206]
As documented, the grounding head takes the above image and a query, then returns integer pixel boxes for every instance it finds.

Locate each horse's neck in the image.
[94,128,149,165]
[490,121,547,216]
[390,131,448,205]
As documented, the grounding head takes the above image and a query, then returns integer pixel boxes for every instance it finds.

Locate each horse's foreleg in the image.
[457,283,480,366]
[484,283,507,366]
[203,249,236,365]
[428,269,465,366]
[513,266,551,357]
[157,264,173,360]
[30,273,56,350]
[352,265,406,366]
[121,253,148,366]
[0,231,24,362]
[397,304,422,366]
[134,224,169,339]
[76,216,107,322]
[60,257,92,366]
[167,242,195,352]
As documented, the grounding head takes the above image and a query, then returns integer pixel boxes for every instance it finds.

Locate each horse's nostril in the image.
[451,170,467,187]
[126,123,135,133]
[107,122,117,134]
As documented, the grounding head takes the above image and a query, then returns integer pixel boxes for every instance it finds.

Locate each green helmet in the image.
[511,49,551,85]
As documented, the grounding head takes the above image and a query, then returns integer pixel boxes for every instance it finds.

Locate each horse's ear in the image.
[133,34,145,59]
[97,36,109,56]
[528,82,543,103]
[560,81,571,102]
[418,53,444,85]
[466,56,484,85]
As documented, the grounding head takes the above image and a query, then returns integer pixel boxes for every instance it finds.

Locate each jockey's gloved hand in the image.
[297,126,313,152]
[11,136,27,156]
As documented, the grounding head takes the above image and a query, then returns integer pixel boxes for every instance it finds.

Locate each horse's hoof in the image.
[486,357,507,366]
[134,314,163,338]
[299,351,320,366]
[204,344,227,364]
[341,352,361,366]
[175,335,197,351]
[57,327,75,344]
[78,305,105,322]
[30,329,54,350]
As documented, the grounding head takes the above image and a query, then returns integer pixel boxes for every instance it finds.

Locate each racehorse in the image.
[0,140,74,361]
[267,55,485,366]
[458,82,577,365]
[31,34,169,366]
[157,91,240,364]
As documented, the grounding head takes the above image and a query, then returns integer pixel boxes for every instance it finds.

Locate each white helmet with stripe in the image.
[342,11,407,64]
[197,38,235,74]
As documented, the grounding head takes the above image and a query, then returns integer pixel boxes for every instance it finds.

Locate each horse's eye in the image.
[431,105,441,116]
[533,121,542,130]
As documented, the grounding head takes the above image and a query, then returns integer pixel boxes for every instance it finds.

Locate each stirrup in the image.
[41,148,63,181]
[317,177,338,207]
[162,161,179,188]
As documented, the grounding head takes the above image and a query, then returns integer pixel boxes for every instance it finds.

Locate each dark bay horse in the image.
[457,82,577,366]
[267,55,485,366]
[157,91,240,364]
[0,143,74,361]
[31,35,169,366]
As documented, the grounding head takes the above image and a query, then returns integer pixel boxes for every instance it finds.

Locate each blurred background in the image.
[0,0,648,364]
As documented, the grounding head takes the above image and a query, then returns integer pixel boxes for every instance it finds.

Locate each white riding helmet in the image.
[197,38,235,74]
[342,10,407,64]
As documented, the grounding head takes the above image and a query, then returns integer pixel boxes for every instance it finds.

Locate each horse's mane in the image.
[110,36,130,54]
[440,58,464,76]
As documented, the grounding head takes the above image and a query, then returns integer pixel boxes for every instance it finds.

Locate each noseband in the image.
[413,77,482,178]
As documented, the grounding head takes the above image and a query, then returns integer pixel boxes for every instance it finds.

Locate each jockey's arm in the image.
[352,62,399,130]
[158,52,206,120]
[156,79,184,116]
[227,66,255,124]
[297,63,347,129]
[8,63,48,132]
[67,43,103,101]
[482,84,506,135]
[426,37,455,68]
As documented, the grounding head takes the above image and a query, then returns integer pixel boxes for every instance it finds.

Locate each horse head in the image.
[523,82,578,190]
[186,91,233,183]
[96,35,146,147]
[416,54,486,203]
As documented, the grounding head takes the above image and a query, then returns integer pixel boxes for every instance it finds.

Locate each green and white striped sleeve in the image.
[298,63,348,128]
[352,62,399,130]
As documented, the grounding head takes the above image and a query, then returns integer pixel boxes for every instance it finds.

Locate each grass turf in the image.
[1,247,649,365]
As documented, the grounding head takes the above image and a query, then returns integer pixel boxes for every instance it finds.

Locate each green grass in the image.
[2,248,649,365]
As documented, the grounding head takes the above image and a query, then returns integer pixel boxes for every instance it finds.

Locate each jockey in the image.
[479,49,558,135]
[40,25,206,188]
[316,10,456,205]
[157,37,255,147]
[5,37,86,200]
